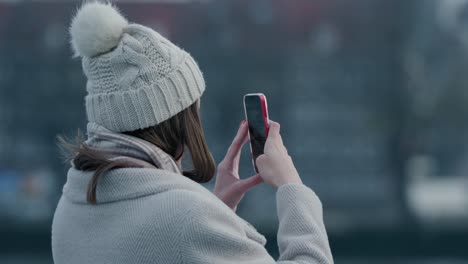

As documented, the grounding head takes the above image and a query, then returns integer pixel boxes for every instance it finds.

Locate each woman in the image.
[52,2,333,264]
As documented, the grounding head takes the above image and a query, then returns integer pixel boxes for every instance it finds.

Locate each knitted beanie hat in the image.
[69,1,205,132]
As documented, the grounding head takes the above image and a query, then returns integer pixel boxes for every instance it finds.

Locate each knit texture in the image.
[84,122,182,173]
[71,2,205,132]
[51,167,334,263]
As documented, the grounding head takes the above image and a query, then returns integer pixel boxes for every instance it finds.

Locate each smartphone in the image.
[243,93,270,173]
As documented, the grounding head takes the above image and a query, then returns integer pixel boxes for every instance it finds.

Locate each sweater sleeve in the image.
[178,183,333,264]
[276,183,334,263]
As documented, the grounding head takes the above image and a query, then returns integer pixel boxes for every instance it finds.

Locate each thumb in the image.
[267,121,280,137]
[234,174,263,195]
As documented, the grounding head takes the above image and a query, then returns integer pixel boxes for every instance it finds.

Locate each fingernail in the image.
[240,119,246,126]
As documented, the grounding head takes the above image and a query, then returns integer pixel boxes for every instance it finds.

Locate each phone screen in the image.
[244,95,268,172]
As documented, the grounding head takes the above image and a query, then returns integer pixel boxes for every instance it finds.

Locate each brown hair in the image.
[58,102,216,204]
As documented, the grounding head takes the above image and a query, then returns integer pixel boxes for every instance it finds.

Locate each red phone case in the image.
[259,95,270,137]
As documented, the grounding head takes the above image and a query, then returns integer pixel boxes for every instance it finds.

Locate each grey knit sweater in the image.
[51,167,333,263]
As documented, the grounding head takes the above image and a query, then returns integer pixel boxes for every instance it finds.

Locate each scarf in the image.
[81,122,182,174]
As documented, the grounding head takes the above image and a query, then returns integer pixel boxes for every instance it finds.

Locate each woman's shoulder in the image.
[64,167,250,235]
[102,167,239,221]
[155,187,235,219]
[144,184,248,234]
[64,166,216,204]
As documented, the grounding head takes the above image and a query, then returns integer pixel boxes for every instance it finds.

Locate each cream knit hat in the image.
[69,1,205,132]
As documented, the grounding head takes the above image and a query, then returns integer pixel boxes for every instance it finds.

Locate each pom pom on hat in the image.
[70,1,128,58]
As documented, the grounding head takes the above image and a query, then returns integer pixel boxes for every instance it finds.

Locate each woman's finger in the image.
[268,120,280,135]
[265,121,284,150]
[222,120,249,167]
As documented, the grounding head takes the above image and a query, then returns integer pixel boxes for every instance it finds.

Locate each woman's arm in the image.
[184,120,333,263]
[178,185,333,264]
[276,183,333,263]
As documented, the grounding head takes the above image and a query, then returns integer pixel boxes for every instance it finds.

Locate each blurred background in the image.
[0,0,467,263]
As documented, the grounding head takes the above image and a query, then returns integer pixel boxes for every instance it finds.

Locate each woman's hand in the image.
[214,120,263,212]
[256,121,302,188]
